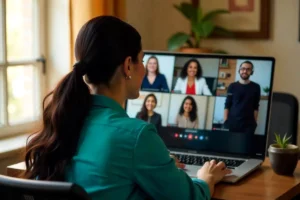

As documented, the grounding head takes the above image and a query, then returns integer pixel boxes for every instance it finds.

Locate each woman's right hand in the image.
[197,160,232,195]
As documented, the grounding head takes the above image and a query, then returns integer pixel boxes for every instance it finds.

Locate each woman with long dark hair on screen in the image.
[141,56,169,92]
[176,96,199,129]
[22,16,230,200]
[136,93,162,131]
[174,59,212,95]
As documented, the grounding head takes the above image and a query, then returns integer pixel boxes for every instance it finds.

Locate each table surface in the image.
[6,158,300,200]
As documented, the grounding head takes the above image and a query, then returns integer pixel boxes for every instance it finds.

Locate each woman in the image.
[23,16,230,200]
[176,96,199,129]
[173,59,212,95]
[141,56,169,92]
[136,93,162,131]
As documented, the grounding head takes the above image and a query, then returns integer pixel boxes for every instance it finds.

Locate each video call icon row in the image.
[174,133,209,141]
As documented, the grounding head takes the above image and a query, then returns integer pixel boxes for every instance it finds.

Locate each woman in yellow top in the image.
[23,16,231,200]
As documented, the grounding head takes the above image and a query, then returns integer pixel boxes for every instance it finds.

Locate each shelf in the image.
[219,66,230,69]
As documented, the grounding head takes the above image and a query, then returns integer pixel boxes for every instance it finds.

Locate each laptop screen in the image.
[126,51,275,159]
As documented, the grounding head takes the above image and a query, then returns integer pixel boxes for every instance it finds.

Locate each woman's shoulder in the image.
[196,77,207,83]
[120,117,154,135]
[154,112,161,117]
[176,77,185,82]
[157,73,166,79]
[196,77,206,81]
[136,111,141,117]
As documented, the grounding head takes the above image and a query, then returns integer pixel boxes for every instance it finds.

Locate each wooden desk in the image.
[6,158,300,200]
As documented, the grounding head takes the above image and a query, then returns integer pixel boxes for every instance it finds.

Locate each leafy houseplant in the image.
[263,86,270,95]
[268,133,299,175]
[168,3,232,53]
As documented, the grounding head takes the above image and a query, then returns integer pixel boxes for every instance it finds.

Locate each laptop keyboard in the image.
[173,153,245,169]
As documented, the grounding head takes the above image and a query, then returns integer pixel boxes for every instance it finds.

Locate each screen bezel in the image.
[126,50,275,160]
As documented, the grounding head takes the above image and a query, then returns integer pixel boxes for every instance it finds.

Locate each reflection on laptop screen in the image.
[126,52,275,159]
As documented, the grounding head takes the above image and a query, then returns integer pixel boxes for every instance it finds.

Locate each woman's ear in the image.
[122,56,132,77]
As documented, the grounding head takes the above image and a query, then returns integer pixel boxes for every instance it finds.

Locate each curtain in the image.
[69,0,126,66]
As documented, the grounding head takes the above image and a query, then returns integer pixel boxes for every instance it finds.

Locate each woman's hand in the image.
[197,160,232,196]
[170,154,185,169]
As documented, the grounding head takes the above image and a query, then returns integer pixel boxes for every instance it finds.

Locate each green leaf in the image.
[275,133,282,148]
[167,32,190,51]
[202,9,230,22]
[174,3,198,22]
[197,8,203,22]
[274,133,292,148]
[214,26,234,37]
[192,21,215,38]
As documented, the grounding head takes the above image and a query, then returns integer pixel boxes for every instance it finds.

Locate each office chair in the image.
[0,174,91,200]
[266,92,299,154]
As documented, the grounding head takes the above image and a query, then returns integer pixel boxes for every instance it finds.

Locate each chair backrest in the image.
[267,92,299,153]
[0,174,91,200]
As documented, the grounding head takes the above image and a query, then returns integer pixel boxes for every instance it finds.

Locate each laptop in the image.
[126,51,275,183]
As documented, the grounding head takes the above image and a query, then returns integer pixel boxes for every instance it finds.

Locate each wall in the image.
[125,0,190,50]
[126,0,300,145]
[46,0,71,92]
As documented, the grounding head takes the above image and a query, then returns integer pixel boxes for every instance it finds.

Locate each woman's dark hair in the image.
[180,59,202,79]
[22,16,142,181]
[145,56,160,75]
[137,93,157,121]
[178,96,198,122]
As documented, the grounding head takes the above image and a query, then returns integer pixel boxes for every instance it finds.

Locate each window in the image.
[0,0,46,138]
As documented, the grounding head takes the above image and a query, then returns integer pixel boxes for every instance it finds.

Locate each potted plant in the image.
[263,86,270,95]
[268,133,299,175]
[167,2,233,53]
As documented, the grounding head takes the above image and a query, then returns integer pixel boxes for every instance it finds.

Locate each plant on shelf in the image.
[268,133,299,175]
[167,2,233,53]
[263,86,270,95]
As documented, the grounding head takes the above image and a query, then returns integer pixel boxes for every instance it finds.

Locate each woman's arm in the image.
[175,114,180,126]
[136,112,140,118]
[173,78,182,93]
[133,124,211,200]
[160,74,169,92]
[201,78,212,95]
[194,118,199,129]
[158,114,162,127]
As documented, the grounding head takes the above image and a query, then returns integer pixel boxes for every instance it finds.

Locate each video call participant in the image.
[176,96,199,129]
[224,61,261,134]
[141,56,169,92]
[173,59,212,95]
[136,93,162,131]
[23,16,231,200]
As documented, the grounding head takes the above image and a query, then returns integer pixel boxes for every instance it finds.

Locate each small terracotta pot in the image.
[268,144,299,176]
[179,47,213,54]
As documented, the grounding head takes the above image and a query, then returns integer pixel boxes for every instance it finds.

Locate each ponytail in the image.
[23,62,91,181]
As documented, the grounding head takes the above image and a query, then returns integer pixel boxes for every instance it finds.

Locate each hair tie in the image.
[73,61,88,76]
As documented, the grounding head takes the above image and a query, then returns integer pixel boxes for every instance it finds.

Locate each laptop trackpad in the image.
[183,165,240,182]
[183,165,200,178]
